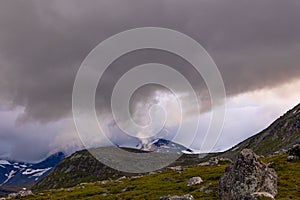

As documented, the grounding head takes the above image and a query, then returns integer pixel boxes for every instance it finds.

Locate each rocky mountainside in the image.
[33,149,129,191]
[33,146,202,191]
[221,103,300,159]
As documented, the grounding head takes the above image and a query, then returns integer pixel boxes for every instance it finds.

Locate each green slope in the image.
[21,155,300,199]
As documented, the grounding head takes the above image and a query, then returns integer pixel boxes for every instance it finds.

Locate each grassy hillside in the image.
[19,161,229,200]
[20,154,299,200]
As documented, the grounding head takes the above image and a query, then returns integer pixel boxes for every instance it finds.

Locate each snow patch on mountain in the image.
[22,168,52,176]
[1,170,16,185]
[0,160,11,165]
[0,152,65,187]
[138,138,193,154]
[32,168,52,177]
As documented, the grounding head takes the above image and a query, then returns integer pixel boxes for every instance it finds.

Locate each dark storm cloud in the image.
[0,0,300,123]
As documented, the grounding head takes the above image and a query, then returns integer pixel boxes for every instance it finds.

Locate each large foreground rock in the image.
[218,149,277,200]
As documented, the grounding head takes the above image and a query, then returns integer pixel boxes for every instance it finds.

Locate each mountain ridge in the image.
[33,146,204,191]
[0,152,65,197]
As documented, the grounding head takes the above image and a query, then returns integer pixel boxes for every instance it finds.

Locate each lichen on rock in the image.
[218,149,277,200]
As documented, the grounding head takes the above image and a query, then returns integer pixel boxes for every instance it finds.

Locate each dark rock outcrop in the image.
[287,144,300,161]
[218,149,277,200]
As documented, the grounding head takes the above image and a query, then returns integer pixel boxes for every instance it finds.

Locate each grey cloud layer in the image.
[0,0,300,123]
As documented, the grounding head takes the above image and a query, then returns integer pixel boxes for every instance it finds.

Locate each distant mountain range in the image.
[33,141,198,191]
[0,152,64,190]
[34,103,300,192]
[0,137,195,192]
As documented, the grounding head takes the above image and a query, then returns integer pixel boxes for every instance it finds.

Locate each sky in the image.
[0,0,300,162]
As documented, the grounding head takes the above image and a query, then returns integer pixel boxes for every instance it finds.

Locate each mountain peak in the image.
[138,138,193,154]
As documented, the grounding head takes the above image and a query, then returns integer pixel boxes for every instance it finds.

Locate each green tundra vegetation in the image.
[20,154,299,200]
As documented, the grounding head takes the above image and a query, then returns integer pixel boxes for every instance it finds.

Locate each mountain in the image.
[137,138,193,154]
[0,152,64,189]
[221,103,300,159]
[34,103,300,192]
[33,149,129,191]
[33,145,201,191]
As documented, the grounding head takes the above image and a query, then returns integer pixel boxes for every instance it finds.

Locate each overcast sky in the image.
[0,0,300,162]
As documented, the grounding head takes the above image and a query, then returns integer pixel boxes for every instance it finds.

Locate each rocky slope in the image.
[33,149,129,190]
[221,103,300,159]
[33,146,203,191]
